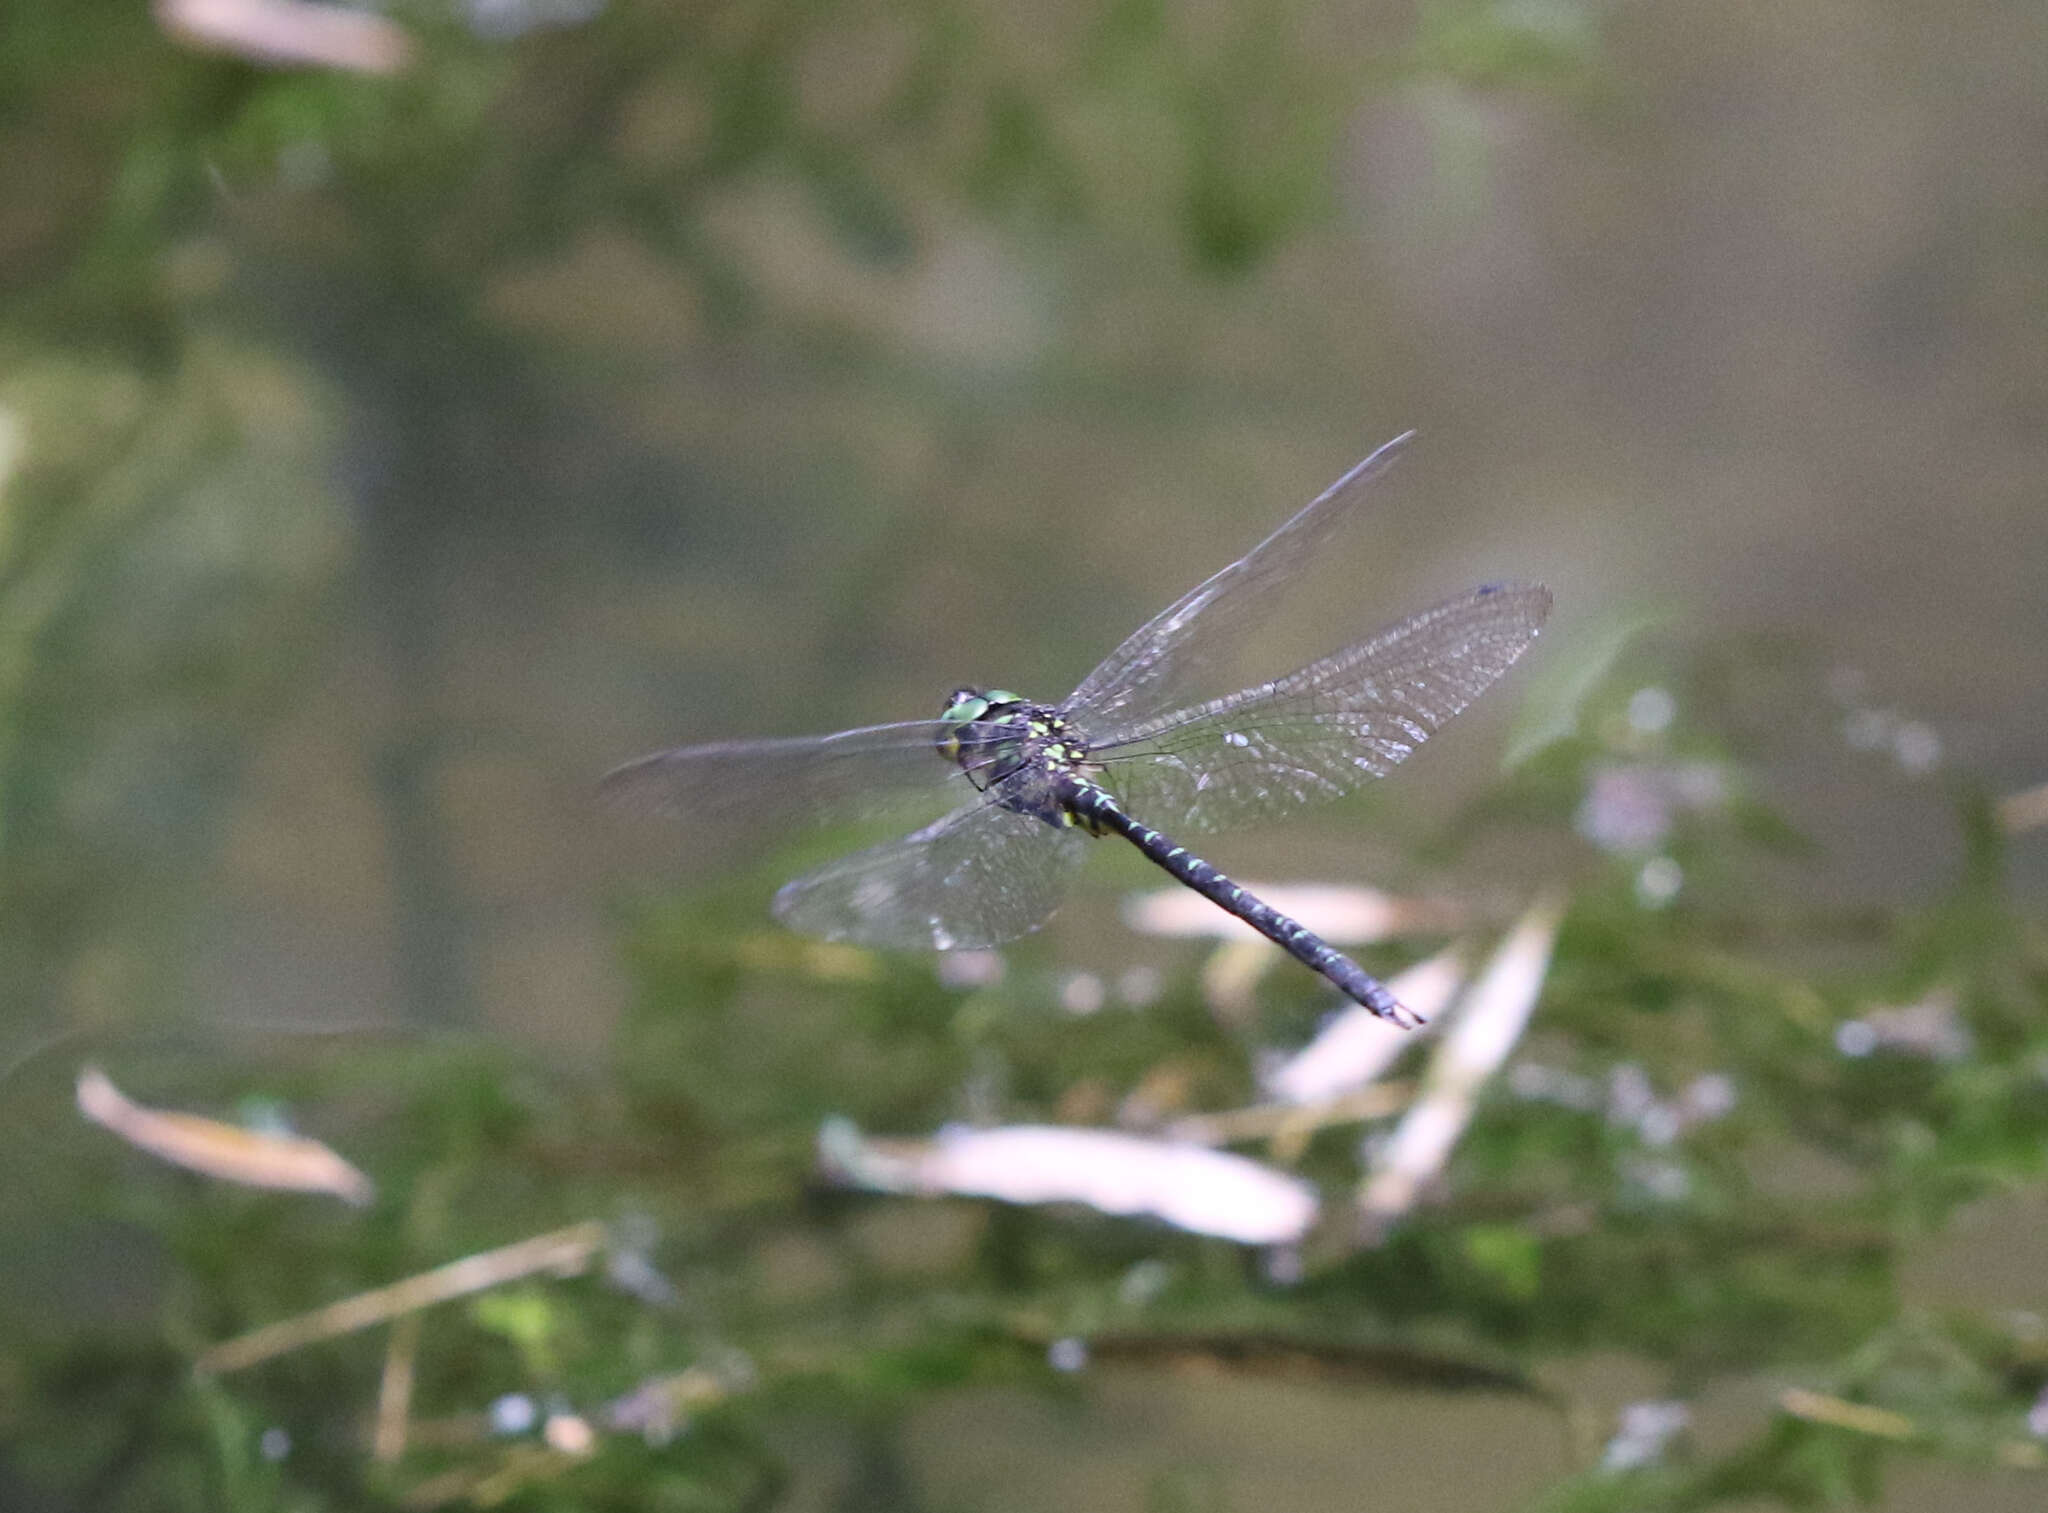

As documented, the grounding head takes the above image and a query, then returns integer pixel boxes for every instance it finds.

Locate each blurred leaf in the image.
[1412,0,1604,88]
[472,1286,563,1378]
[795,141,914,266]
[968,83,1086,223]
[1462,1222,1543,1301]
[1501,604,1667,770]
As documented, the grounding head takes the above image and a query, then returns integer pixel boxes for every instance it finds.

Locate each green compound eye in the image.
[940,691,990,725]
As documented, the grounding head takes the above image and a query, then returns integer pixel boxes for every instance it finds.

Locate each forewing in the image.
[772,790,1092,950]
[1087,582,1550,833]
[600,720,971,837]
[1064,433,1413,739]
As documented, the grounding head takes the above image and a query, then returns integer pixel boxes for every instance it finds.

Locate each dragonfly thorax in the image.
[934,687,1097,828]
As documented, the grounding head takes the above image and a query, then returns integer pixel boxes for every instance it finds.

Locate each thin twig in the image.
[196,1221,607,1375]
[374,1311,423,1462]
[1776,1388,1915,1441]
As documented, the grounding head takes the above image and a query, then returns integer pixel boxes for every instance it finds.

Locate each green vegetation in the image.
[4,2,2045,1508]
[8,632,2046,1510]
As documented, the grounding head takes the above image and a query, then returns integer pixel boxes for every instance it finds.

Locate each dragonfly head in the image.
[936,688,1026,765]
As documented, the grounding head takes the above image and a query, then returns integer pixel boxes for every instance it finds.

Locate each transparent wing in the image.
[772,789,1093,950]
[1063,433,1414,740]
[1086,583,1550,834]
[600,720,972,836]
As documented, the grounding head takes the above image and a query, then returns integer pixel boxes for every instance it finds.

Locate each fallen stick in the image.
[196,1221,607,1375]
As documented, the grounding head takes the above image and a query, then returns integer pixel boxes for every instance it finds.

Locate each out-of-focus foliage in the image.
[0,341,348,1044]
[8,639,2048,1510]
[6,0,2048,1510]
[6,0,1392,332]
[0,0,1424,1044]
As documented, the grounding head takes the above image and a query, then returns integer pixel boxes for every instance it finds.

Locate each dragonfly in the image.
[604,433,1549,1027]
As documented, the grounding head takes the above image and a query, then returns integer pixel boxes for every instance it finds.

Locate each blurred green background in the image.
[4,0,2048,1508]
